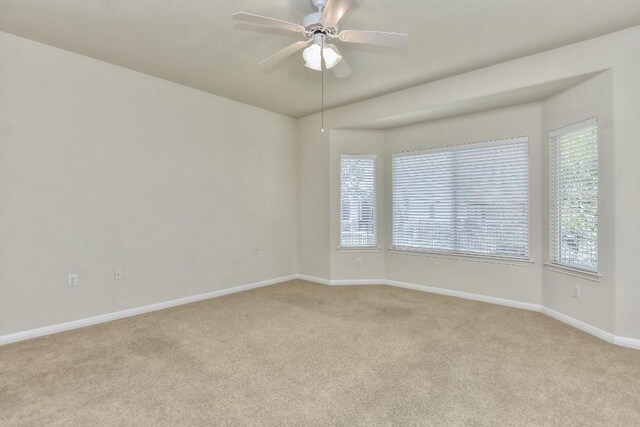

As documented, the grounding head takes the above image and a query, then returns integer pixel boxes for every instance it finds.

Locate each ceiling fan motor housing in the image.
[303,11,337,38]
[302,12,322,27]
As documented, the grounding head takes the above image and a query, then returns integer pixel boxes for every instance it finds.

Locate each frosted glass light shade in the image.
[303,44,322,71]
[305,61,322,71]
[322,46,342,69]
[303,42,343,71]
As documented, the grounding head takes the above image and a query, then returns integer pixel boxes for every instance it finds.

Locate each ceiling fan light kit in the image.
[233,0,408,132]
[302,34,342,71]
[232,0,408,77]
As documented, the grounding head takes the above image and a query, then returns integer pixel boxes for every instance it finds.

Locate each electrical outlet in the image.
[68,274,78,287]
[355,258,363,267]
[114,268,123,281]
[572,285,581,299]
[258,250,265,260]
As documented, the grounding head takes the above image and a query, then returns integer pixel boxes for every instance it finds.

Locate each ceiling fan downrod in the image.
[312,0,327,12]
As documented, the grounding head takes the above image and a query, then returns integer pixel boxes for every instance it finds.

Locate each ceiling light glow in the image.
[303,42,342,71]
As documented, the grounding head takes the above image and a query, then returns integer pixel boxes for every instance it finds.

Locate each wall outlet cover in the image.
[68,274,78,287]
[572,285,581,298]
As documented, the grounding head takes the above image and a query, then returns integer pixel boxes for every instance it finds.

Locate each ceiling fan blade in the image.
[338,30,408,48]
[332,58,352,78]
[327,44,351,78]
[321,0,354,26]
[259,40,311,68]
[232,12,305,33]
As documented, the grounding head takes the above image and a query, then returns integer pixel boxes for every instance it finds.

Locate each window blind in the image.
[340,155,377,248]
[392,138,529,259]
[549,119,598,272]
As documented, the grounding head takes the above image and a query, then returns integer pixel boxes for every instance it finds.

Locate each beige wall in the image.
[384,104,543,304]
[297,115,330,279]
[0,32,298,335]
[611,47,640,340]
[542,72,615,332]
[297,26,640,340]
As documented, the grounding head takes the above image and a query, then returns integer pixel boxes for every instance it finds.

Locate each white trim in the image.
[337,247,381,253]
[295,276,640,350]
[296,274,331,285]
[341,154,378,160]
[549,117,598,138]
[614,336,640,350]
[295,275,384,286]
[385,279,542,311]
[540,306,614,344]
[389,248,533,267]
[544,262,602,282]
[392,136,529,158]
[0,275,297,347]
[3,274,639,351]
[328,279,386,286]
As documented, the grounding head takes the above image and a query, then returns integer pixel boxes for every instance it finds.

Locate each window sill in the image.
[544,262,602,283]
[337,247,381,253]
[389,248,533,266]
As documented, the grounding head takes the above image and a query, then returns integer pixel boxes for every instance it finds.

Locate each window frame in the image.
[391,137,531,263]
[548,117,599,275]
[339,154,378,250]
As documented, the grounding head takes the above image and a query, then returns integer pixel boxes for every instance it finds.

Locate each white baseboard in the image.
[540,306,615,344]
[296,274,330,285]
[328,279,386,286]
[3,273,639,351]
[540,307,640,350]
[389,280,640,350]
[386,279,542,312]
[0,274,298,347]
[296,275,640,350]
[614,336,640,350]
[295,275,385,286]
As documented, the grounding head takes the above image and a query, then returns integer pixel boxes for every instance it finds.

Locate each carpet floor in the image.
[1,280,639,426]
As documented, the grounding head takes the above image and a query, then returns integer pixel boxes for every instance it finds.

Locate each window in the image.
[340,155,377,248]
[549,119,598,273]
[392,138,529,259]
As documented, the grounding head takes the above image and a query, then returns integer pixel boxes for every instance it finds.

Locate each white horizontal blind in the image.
[393,138,529,258]
[340,155,377,248]
[549,119,598,272]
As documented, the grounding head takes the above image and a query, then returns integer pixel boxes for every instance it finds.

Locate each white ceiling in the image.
[1,0,639,117]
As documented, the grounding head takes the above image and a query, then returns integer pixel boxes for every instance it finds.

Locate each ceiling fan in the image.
[232,0,408,78]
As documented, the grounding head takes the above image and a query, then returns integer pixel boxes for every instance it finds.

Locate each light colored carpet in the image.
[1,280,639,426]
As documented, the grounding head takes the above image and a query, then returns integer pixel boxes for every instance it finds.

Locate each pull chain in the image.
[321,36,325,133]
[321,62,324,133]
